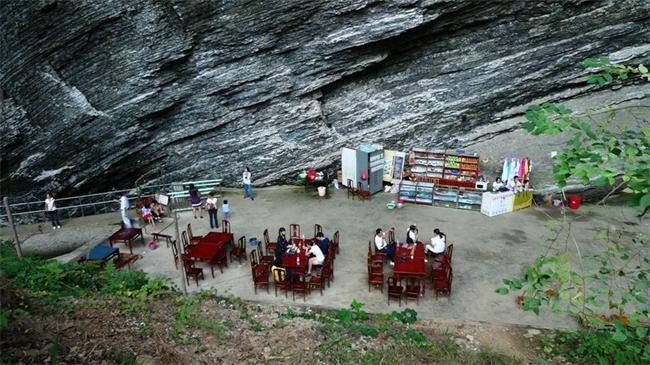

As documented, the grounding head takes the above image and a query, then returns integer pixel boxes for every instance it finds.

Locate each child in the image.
[142,205,154,226]
[222,199,231,221]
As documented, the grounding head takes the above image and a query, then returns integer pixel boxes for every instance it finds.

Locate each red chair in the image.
[263,229,276,253]
[433,265,453,298]
[289,224,300,240]
[368,241,383,265]
[251,264,270,294]
[291,273,310,301]
[208,249,228,278]
[387,277,404,306]
[249,249,260,267]
[187,224,203,244]
[445,243,454,262]
[257,245,274,266]
[387,228,396,245]
[170,239,179,269]
[230,236,247,264]
[309,268,327,296]
[181,254,204,286]
[314,224,323,237]
[222,220,231,233]
[331,230,340,257]
[272,267,291,298]
[405,277,423,304]
[181,231,190,252]
[368,263,384,292]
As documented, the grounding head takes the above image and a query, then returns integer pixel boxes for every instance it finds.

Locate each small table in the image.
[109,227,144,254]
[85,246,119,265]
[185,232,233,263]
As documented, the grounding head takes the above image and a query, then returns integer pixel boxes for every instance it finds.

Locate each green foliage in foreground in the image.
[543,329,650,365]
[522,57,649,212]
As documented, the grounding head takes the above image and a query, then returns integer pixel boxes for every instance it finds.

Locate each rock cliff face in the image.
[1,0,649,198]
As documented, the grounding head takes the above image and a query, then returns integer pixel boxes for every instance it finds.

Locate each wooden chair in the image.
[309,267,327,296]
[222,220,231,233]
[445,243,454,262]
[257,245,274,266]
[321,258,333,286]
[368,262,384,292]
[368,241,383,265]
[357,182,371,200]
[251,264,270,294]
[181,254,204,286]
[387,228,396,245]
[272,267,291,298]
[115,253,143,270]
[387,277,404,306]
[313,224,323,238]
[433,266,453,298]
[170,239,180,269]
[289,224,300,240]
[346,179,358,199]
[230,236,247,264]
[249,249,260,267]
[208,249,228,278]
[405,277,423,304]
[263,229,276,253]
[332,230,340,255]
[291,273,310,302]
[152,233,173,248]
[187,224,203,244]
[181,231,190,252]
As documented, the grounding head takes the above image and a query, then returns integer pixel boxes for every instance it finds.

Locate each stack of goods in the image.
[398,180,434,205]
[408,148,480,188]
[480,192,515,217]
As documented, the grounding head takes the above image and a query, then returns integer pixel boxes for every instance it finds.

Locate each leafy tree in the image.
[497,57,650,364]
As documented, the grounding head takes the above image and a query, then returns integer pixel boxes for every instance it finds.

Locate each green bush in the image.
[546,329,650,365]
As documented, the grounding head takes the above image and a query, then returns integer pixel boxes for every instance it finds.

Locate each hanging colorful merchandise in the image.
[500,157,532,190]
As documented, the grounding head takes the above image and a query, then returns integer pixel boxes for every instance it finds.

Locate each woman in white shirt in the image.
[242,167,253,200]
[426,228,446,256]
[44,192,61,230]
[492,177,505,192]
[306,241,325,275]
[206,193,219,229]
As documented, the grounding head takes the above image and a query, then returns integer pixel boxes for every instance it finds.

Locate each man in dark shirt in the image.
[315,232,330,257]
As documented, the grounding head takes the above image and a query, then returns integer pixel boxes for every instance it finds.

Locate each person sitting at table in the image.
[426,228,446,257]
[315,232,330,257]
[374,228,395,266]
[306,241,325,276]
[274,227,289,266]
[406,224,418,244]
[492,177,505,192]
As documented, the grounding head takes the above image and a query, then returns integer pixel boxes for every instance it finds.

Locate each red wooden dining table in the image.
[279,238,316,272]
[393,242,426,294]
[185,232,233,262]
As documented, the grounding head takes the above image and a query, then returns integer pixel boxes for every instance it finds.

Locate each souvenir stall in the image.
[480,157,533,217]
[398,148,483,210]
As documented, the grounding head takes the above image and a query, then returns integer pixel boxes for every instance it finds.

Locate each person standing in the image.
[222,199,231,221]
[118,192,132,228]
[188,184,203,219]
[44,192,61,230]
[206,193,219,229]
[242,167,253,200]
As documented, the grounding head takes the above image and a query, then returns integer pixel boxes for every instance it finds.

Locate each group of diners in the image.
[369,224,453,304]
[373,224,447,266]
[250,224,340,300]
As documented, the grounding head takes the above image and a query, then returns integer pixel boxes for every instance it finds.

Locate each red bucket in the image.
[568,195,582,210]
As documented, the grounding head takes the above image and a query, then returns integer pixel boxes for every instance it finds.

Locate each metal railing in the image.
[0,179,223,226]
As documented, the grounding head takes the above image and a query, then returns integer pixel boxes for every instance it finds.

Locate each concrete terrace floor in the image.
[5,186,646,330]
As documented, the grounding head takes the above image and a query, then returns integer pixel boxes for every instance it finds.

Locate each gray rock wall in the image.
[1,0,649,199]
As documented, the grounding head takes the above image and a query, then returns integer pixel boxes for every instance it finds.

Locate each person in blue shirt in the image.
[315,232,330,257]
